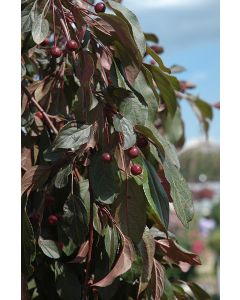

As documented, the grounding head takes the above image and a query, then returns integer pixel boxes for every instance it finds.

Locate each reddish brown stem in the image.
[21,275,30,300]
[57,0,70,38]
[104,117,110,147]
[73,166,81,181]
[80,9,111,35]
[21,84,58,135]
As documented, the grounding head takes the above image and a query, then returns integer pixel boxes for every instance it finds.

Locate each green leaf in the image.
[146,64,177,116]
[93,204,103,235]
[132,70,158,123]
[104,86,134,103]
[38,238,60,259]
[22,202,36,277]
[172,283,187,298]
[138,228,155,294]
[162,277,175,300]
[61,194,88,246]
[31,14,49,44]
[54,164,72,189]
[111,59,129,89]
[112,179,147,244]
[146,46,170,74]
[44,148,65,162]
[162,160,194,227]
[135,121,180,169]
[194,98,213,120]
[142,65,160,104]
[79,184,102,235]
[52,124,92,151]
[144,160,169,230]
[79,179,103,234]
[107,0,146,58]
[187,282,211,300]
[137,178,168,232]
[119,96,148,126]
[189,98,213,137]
[144,33,159,43]
[104,225,119,267]
[112,62,149,125]
[164,107,184,144]
[79,179,90,202]
[21,1,38,33]
[62,238,77,257]
[113,115,136,150]
[89,152,120,204]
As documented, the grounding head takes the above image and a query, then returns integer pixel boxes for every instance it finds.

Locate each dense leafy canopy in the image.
[21,0,214,299]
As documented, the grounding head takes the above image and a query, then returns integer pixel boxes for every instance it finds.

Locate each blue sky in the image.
[124,0,220,143]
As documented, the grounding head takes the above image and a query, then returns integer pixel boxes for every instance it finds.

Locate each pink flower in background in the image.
[192,240,204,255]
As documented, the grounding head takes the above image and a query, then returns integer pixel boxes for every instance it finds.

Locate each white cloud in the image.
[179,138,219,153]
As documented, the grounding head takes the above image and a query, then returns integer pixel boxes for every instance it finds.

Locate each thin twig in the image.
[21,84,58,135]
[58,0,70,37]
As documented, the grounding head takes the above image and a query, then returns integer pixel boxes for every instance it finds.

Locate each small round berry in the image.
[137,136,148,148]
[35,111,44,119]
[48,215,59,225]
[95,2,106,13]
[127,146,140,158]
[66,39,79,51]
[50,46,63,58]
[102,152,112,162]
[41,38,49,47]
[30,213,40,224]
[131,164,142,176]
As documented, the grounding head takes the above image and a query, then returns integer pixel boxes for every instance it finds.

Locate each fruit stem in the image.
[21,84,58,135]
[104,117,110,147]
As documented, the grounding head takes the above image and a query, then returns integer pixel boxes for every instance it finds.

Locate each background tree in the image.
[21,0,216,299]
